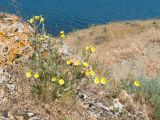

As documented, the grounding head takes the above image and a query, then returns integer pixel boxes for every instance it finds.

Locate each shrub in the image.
[25,16,107,102]
[124,75,160,120]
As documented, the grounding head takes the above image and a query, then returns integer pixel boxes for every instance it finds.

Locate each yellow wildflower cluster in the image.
[85,70,95,76]
[39,37,44,41]
[65,57,107,85]
[29,15,45,24]
[94,76,107,85]
[83,62,88,67]
[60,31,65,38]
[66,59,90,68]
[38,34,49,41]
[85,46,96,52]
[25,14,114,101]
[26,71,40,79]
[51,76,65,85]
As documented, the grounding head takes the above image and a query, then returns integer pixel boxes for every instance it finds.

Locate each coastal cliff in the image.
[0,13,159,120]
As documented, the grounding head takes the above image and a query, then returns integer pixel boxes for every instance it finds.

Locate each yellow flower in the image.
[26,71,31,78]
[134,80,140,87]
[101,77,107,84]
[90,70,95,76]
[83,62,88,67]
[39,37,44,41]
[29,18,34,24]
[91,47,96,52]
[44,35,49,39]
[85,71,90,76]
[86,46,90,51]
[60,31,65,38]
[66,59,71,65]
[60,31,64,34]
[59,79,65,85]
[51,76,56,82]
[40,17,45,23]
[94,77,100,84]
[34,73,39,79]
[34,16,40,20]
[61,34,65,38]
[74,60,80,66]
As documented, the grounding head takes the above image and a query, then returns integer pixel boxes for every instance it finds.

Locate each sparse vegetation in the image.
[124,74,160,120]
[25,16,108,102]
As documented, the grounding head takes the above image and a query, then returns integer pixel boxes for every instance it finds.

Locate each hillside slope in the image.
[66,20,160,80]
[0,14,158,120]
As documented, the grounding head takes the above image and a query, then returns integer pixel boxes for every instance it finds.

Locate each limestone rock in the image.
[118,90,136,112]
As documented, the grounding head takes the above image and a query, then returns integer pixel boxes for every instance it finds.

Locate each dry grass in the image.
[65,19,160,119]
[66,19,160,80]
[66,19,160,46]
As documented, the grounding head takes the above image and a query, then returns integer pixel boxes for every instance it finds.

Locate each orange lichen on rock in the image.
[0,13,34,66]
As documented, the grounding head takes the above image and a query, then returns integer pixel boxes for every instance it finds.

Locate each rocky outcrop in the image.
[0,13,33,66]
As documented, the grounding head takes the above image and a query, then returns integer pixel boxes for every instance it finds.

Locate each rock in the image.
[118,90,150,119]
[118,90,136,112]
[44,104,50,110]
[6,33,15,37]
[1,116,10,120]
[8,112,15,119]
[27,112,35,117]
[14,23,24,32]
[0,13,33,66]
[0,68,10,84]
[111,98,124,113]
[28,116,41,120]
[59,42,71,56]
[6,84,16,93]
[0,88,5,98]
[15,116,23,120]
[88,112,97,120]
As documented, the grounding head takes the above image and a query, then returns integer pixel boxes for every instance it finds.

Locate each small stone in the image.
[88,112,97,120]
[6,84,16,92]
[27,112,35,117]
[98,91,105,95]
[28,116,41,120]
[1,116,10,120]
[8,112,14,119]
[113,98,124,112]
[0,68,10,84]
[15,116,23,120]
[7,33,15,37]
[14,23,24,32]
[0,88,5,97]
[80,103,89,109]
[15,37,20,42]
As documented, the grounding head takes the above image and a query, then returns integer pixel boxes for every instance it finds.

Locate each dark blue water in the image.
[1,0,160,35]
